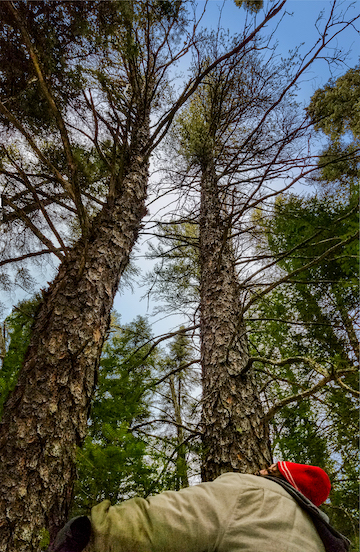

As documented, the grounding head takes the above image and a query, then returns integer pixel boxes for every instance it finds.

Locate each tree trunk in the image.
[199,161,272,482]
[169,375,189,489]
[0,121,150,551]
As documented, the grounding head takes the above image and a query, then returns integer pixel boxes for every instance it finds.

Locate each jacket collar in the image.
[264,475,351,552]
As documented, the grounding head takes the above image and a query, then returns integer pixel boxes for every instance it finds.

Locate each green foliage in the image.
[0,1,90,131]
[167,329,194,365]
[266,192,358,318]
[72,315,163,513]
[271,402,331,467]
[174,51,261,167]
[72,315,201,512]
[307,65,360,140]
[234,0,264,13]
[0,0,184,133]
[325,461,360,552]
[43,143,110,209]
[252,67,360,536]
[251,190,359,542]
[0,300,199,509]
[307,65,360,195]
[269,385,359,548]
[250,294,359,543]
[0,0,192,280]
[176,93,214,164]
[150,0,183,21]
[255,190,358,395]
[252,70,360,537]
[0,296,40,418]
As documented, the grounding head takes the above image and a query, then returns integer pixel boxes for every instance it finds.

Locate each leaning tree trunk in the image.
[199,160,272,482]
[0,120,150,552]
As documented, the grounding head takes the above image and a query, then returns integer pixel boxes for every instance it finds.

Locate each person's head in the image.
[256,463,284,478]
[257,461,331,507]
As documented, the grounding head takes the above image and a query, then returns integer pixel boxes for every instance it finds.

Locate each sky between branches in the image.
[2,0,359,334]
[113,0,359,333]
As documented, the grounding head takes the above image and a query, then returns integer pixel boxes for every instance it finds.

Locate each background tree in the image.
[249,65,359,413]
[0,303,201,540]
[248,192,358,547]
[155,328,200,489]
[145,223,200,322]
[306,63,359,199]
[72,316,162,513]
[0,296,39,418]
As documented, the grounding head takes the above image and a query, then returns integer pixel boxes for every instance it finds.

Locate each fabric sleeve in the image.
[88,478,239,552]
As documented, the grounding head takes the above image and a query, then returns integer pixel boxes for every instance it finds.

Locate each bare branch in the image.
[263,368,356,422]
[0,102,74,198]
[123,324,200,366]
[3,196,65,261]
[244,355,330,377]
[244,230,359,311]
[151,359,200,388]
[130,418,200,435]
[335,376,360,398]
[0,249,61,268]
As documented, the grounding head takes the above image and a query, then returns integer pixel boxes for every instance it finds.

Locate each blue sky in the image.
[198,0,359,102]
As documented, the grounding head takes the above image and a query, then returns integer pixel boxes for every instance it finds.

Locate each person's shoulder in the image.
[214,472,263,484]
[213,472,260,489]
[214,472,255,484]
[214,472,294,498]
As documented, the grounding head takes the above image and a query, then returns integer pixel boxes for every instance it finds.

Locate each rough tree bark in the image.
[0,119,150,551]
[199,160,272,481]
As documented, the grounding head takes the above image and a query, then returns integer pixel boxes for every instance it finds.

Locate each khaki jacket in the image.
[88,473,325,552]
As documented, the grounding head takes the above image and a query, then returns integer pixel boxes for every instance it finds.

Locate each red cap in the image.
[277,461,331,506]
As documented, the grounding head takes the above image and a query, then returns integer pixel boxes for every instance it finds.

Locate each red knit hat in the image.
[277,461,331,506]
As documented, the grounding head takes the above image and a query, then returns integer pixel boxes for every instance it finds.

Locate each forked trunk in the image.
[0,123,149,552]
[199,161,271,481]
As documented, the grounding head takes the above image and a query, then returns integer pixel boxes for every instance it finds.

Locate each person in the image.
[50,461,350,552]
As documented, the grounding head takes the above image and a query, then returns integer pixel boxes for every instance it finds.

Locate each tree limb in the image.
[263,368,355,423]
[244,230,359,311]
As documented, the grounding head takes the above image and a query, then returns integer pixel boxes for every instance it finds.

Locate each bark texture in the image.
[0,121,150,552]
[199,161,272,481]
